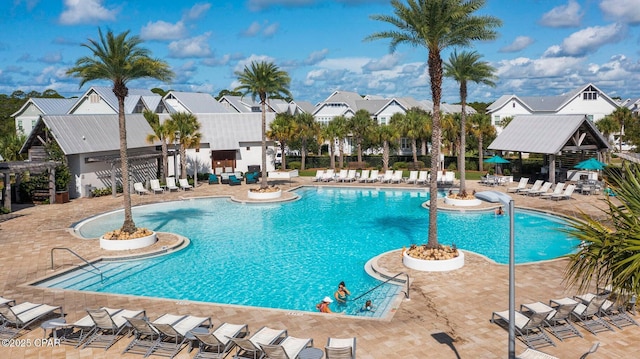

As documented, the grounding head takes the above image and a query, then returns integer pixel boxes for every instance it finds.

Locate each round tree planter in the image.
[444,197,482,207]
[100,232,157,250]
[403,250,465,272]
[247,189,282,200]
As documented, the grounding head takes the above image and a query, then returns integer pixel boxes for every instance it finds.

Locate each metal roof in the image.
[11,98,77,117]
[29,114,157,155]
[164,91,232,113]
[488,114,610,154]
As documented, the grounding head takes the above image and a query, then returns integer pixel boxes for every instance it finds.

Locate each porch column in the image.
[49,167,56,204]
[548,154,556,184]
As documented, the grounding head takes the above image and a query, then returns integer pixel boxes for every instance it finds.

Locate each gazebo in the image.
[0,161,60,212]
[488,115,611,183]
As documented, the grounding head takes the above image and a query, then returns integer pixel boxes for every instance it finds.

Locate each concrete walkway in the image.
[0,176,635,358]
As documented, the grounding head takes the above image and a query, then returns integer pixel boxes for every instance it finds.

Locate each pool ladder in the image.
[50,247,103,283]
[352,272,410,301]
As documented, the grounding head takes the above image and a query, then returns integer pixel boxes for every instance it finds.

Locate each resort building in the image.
[11,97,77,136]
[487,83,619,133]
[161,91,232,114]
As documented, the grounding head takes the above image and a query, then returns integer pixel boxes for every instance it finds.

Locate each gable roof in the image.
[11,98,77,117]
[488,115,610,154]
[219,95,291,114]
[68,86,159,114]
[21,114,156,155]
[163,91,232,114]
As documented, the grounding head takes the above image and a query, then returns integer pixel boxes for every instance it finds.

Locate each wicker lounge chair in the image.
[191,322,249,359]
[260,336,313,359]
[209,173,220,184]
[228,175,242,186]
[325,337,356,359]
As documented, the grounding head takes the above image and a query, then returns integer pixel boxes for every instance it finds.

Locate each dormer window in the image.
[582,86,599,100]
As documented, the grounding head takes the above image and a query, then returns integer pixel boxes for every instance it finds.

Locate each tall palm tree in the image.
[331,116,350,169]
[371,123,401,172]
[391,108,428,167]
[468,113,495,172]
[294,112,318,170]
[441,112,460,156]
[348,109,375,164]
[166,112,201,179]
[67,28,173,234]
[267,113,297,170]
[234,61,292,189]
[367,0,500,246]
[444,50,497,192]
[322,123,337,169]
[143,109,170,179]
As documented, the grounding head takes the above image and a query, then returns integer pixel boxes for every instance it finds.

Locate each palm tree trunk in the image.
[115,89,136,234]
[478,136,484,172]
[383,140,390,172]
[329,141,335,169]
[411,138,418,165]
[301,139,307,171]
[280,142,287,170]
[260,99,268,189]
[180,143,187,179]
[338,141,344,169]
[161,140,168,179]
[427,51,443,248]
[459,82,468,192]
[357,140,363,164]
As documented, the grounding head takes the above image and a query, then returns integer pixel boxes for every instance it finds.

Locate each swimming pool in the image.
[41,187,577,316]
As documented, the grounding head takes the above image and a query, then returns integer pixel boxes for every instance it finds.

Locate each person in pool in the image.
[316,296,334,313]
[495,206,504,216]
[335,281,350,304]
[360,300,375,312]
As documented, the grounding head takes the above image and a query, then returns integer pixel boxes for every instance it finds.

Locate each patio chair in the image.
[550,296,613,335]
[81,307,146,350]
[122,317,166,357]
[179,178,193,191]
[58,307,124,348]
[517,348,559,359]
[150,179,165,194]
[507,177,529,193]
[0,301,63,339]
[0,297,15,307]
[322,169,335,182]
[209,173,220,184]
[380,171,394,183]
[165,177,180,192]
[550,184,576,201]
[325,337,356,359]
[416,170,428,185]
[357,169,370,183]
[134,182,150,195]
[405,170,418,184]
[191,322,249,359]
[518,180,544,195]
[444,171,455,185]
[528,182,552,197]
[344,169,357,182]
[491,309,555,349]
[540,183,565,199]
[149,315,212,358]
[228,175,242,186]
[391,170,403,184]
[229,326,287,359]
[520,301,582,341]
[313,170,325,182]
[366,170,379,183]
[245,172,259,184]
[575,292,639,329]
[260,336,313,359]
[336,169,348,182]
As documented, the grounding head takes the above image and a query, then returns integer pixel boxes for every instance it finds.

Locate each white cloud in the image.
[303,49,329,65]
[14,0,39,11]
[59,0,118,25]
[38,52,62,64]
[183,3,211,20]
[316,57,371,74]
[499,36,534,53]
[241,21,279,37]
[141,20,187,41]
[599,0,640,25]
[539,0,583,27]
[247,0,315,12]
[234,54,276,72]
[262,23,279,37]
[363,53,401,72]
[495,56,584,79]
[551,23,627,57]
[168,33,212,58]
[242,21,262,37]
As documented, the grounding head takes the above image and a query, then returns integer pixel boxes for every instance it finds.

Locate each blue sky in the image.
[1,0,640,104]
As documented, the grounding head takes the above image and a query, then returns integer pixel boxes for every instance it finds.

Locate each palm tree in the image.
[166,112,201,180]
[367,0,501,247]
[267,113,297,170]
[293,112,318,170]
[0,134,27,161]
[391,108,428,167]
[596,115,620,162]
[331,116,350,169]
[143,109,170,179]
[610,107,632,152]
[234,61,292,189]
[371,123,401,172]
[444,50,497,192]
[348,109,375,164]
[441,113,460,156]
[563,163,640,299]
[321,123,337,169]
[468,113,495,172]
[67,28,173,234]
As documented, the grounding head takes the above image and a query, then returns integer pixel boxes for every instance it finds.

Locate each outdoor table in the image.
[41,318,66,339]
[299,347,324,359]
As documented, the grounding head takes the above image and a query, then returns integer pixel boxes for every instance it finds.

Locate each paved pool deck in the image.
[0,175,636,358]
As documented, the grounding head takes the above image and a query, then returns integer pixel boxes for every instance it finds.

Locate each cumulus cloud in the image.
[363,53,400,72]
[539,0,583,27]
[599,0,640,25]
[543,23,626,57]
[262,23,279,37]
[246,0,315,12]
[59,0,118,25]
[303,49,329,65]
[168,33,212,58]
[13,0,39,11]
[201,52,244,67]
[38,52,62,64]
[183,2,211,20]
[234,54,276,72]
[240,21,279,37]
[141,20,187,40]
[499,36,534,53]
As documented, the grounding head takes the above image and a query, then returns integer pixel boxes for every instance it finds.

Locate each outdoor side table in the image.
[299,347,324,359]
[41,318,66,339]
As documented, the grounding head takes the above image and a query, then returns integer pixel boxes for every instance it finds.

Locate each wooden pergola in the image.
[0,161,60,212]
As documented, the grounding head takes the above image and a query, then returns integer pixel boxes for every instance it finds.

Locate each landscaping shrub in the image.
[288,161,301,170]
[393,161,408,170]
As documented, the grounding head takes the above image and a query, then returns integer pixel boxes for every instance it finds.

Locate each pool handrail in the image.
[51,247,103,283]
[352,272,410,301]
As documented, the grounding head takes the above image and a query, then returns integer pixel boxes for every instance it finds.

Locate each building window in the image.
[89,93,100,103]
[379,116,387,125]
[400,138,410,150]
[587,115,594,122]
[582,86,599,100]
[493,115,501,126]
[31,119,36,127]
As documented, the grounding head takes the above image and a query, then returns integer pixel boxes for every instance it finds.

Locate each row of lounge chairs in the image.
[491,291,637,353]
[313,169,456,185]
[507,178,576,200]
[1,296,355,359]
[135,177,193,195]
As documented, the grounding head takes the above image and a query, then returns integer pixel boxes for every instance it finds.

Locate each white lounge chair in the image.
[518,180,544,195]
[366,170,379,183]
[178,178,193,191]
[260,336,313,359]
[336,169,348,182]
[81,308,146,350]
[313,170,325,182]
[416,170,428,185]
[520,301,582,341]
[528,182,552,197]
[357,169,370,183]
[165,177,180,192]
[150,315,212,358]
[150,179,165,194]
[380,171,394,183]
[405,170,418,184]
[229,326,287,359]
[550,184,576,201]
[0,301,64,339]
[191,322,249,359]
[322,169,335,182]
[134,182,149,195]
[345,169,357,182]
[575,292,639,329]
[325,337,356,359]
[540,183,565,199]
[491,309,555,349]
[58,307,123,348]
[550,296,613,335]
[391,170,403,184]
[444,171,455,185]
[507,177,529,193]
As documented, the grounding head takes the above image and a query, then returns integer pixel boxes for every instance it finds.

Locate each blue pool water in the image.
[43,187,577,316]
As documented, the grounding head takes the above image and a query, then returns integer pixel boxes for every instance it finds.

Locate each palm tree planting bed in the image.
[267,169,299,179]
[247,187,282,200]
